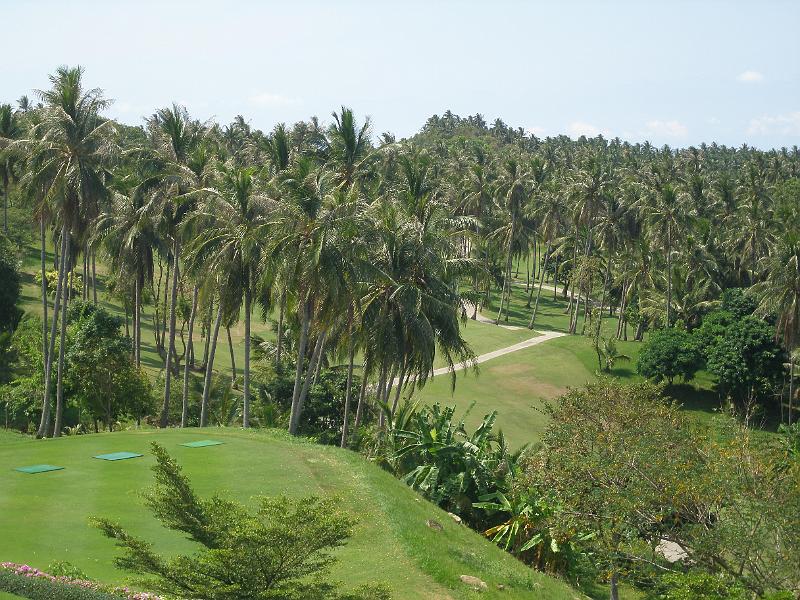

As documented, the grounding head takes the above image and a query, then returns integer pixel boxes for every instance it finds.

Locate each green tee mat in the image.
[180,440,224,448]
[13,464,64,474]
[93,452,143,461]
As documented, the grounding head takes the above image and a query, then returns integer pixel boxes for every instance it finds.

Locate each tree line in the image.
[0,66,798,438]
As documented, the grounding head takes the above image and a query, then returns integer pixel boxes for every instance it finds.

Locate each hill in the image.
[0,428,581,600]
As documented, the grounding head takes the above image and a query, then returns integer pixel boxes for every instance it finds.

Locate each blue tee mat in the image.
[14,464,64,474]
[93,452,143,461]
[180,440,224,448]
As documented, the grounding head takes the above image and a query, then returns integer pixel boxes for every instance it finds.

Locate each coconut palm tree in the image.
[0,104,22,233]
[188,164,274,428]
[25,66,114,437]
[145,104,208,427]
[753,230,800,424]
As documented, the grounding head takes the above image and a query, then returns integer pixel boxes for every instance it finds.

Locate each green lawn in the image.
[0,428,581,600]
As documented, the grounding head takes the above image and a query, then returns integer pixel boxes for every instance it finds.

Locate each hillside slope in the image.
[0,429,581,599]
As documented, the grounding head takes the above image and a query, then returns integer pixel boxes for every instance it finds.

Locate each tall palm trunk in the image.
[181,285,199,427]
[37,224,63,438]
[789,357,795,427]
[289,298,312,435]
[496,216,516,324]
[598,256,612,321]
[528,242,551,329]
[294,331,326,432]
[91,252,97,304]
[275,287,286,369]
[2,181,7,234]
[666,222,672,328]
[340,322,356,448]
[242,285,252,428]
[160,239,180,428]
[352,364,369,438]
[226,326,237,388]
[53,229,71,438]
[134,270,141,367]
[200,304,223,427]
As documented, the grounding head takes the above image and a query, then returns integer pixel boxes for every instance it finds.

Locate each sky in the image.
[3,0,799,149]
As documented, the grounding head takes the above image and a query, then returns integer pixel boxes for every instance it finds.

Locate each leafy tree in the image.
[94,443,389,600]
[0,234,21,332]
[64,302,154,431]
[637,328,703,384]
[705,316,784,408]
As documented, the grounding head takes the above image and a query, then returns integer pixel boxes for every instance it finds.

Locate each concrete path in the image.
[464,302,524,330]
[392,330,566,387]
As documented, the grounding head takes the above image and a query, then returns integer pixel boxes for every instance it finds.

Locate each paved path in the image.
[433,330,566,378]
[396,330,566,386]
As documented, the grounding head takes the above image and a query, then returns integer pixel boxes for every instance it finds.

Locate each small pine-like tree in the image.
[93,442,390,600]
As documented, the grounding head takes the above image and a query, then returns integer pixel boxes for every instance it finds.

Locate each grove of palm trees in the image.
[1,59,799,600]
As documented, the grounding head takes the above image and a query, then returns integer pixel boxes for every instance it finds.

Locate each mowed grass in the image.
[414,277,728,448]
[0,428,580,600]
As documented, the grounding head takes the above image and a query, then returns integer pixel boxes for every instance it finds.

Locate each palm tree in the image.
[272,158,360,435]
[0,104,22,233]
[146,104,207,427]
[753,230,800,424]
[188,164,273,428]
[326,106,373,190]
[491,156,532,324]
[25,66,113,437]
[640,159,691,328]
[528,181,563,328]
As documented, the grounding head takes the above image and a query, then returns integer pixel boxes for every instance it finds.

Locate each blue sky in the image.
[4,0,798,148]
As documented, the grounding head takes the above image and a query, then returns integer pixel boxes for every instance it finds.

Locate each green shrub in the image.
[637,328,703,384]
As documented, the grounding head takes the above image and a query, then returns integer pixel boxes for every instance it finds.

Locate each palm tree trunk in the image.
[82,248,87,301]
[160,239,180,428]
[226,326,237,388]
[789,357,795,426]
[528,242,551,329]
[53,229,71,438]
[275,287,286,369]
[2,182,7,234]
[242,285,252,428]
[37,223,63,438]
[134,271,141,367]
[91,252,97,304]
[296,331,326,428]
[666,222,672,328]
[340,323,356,448]
[496,217,516,324]
[599,256,612,321]
[353,365,369,438]
[392,359,408,413]
[201,299,212,369]
[181,285,199,428]
[200,304,223,427]
[289,299,312,435]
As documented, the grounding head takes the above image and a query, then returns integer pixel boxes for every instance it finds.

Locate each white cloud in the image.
[248,92,298,107]
[746,111,800,136]
[737,70,764,83]
[526,125,547,137]
[643,119,688,139]
[567,121,609,138]
[707,116,721,125]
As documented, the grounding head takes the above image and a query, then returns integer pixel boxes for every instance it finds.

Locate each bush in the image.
[637,328,703,384]
[650,571,747,600]
[0,233,21,333]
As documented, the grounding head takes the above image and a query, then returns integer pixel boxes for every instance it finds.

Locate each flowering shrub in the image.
[0,563,161,600]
